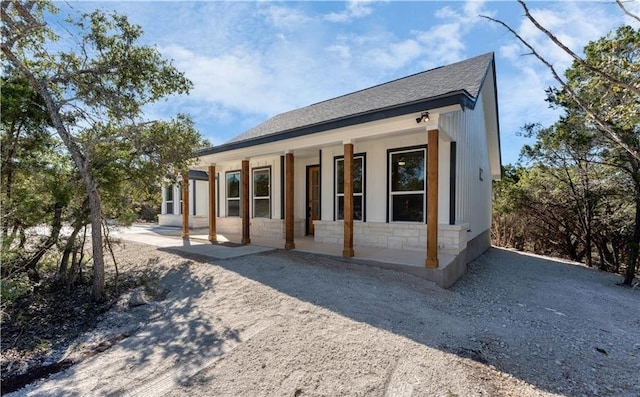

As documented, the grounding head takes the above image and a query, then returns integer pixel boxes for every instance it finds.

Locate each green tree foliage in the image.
[494,122,634,274]
[492,25,639,285]
[0,75,73,280]
[556,25,640,285]
[1,1,205,300]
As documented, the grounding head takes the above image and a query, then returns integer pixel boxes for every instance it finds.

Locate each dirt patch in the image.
[1,242,177,394]
[4,242,640,396]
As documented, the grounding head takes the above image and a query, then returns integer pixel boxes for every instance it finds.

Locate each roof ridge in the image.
[287,52,494,113]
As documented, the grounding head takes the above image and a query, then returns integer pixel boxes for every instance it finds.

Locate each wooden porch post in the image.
[343,142,354,258]
[241,159,250,245]
[181,171,189,238]
[285,152,295,250]
[426,129,439,268]
[208,165,217,242]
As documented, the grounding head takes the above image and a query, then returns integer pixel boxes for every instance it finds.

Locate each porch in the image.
[121,225,469,288]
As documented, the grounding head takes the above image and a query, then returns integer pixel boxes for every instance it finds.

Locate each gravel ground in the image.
[7,241,640,397]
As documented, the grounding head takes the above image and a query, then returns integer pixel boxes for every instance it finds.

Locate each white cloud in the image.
[325,0,493,72]
[161,45,283,115]
[325,44,351,61]
[259,4,312,29]
[508,2,618,72]
[365,39,423,70]
[324,0,375,23]
[491,0,639,163]
[414,0,493,69]
[415,23,466,67]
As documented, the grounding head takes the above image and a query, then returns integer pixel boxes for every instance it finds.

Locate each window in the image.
[178,183,183,215]
[192,180,197,216]
[226,171,240,217]
[389,148,426,223]
[335,155,364,221]
[165,186,174,214]
[253,168,270,218]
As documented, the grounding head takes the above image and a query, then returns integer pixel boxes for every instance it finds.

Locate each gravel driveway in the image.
[9,242,640,396]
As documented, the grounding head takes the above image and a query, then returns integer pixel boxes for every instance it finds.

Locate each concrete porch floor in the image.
[201,231,454,267]
[118,225,463,287]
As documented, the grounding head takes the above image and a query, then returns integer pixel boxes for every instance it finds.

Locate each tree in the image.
[482,0,640,163]
[491,164,528,249]
[0,73,74,282]
[492,162,590,261]
[1,1,201,300]
[484,2,639,285]
[518,117,635,270]
[559,25,640,285]
[521,120,604,267]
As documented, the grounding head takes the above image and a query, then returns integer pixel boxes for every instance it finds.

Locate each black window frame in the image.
[192,179,197,216]
[178,182,183,215]
[165,185,174,215]
[387,145,427,224]
[334,153,366,222]
[252,166,271,219]
[225,170,241,217]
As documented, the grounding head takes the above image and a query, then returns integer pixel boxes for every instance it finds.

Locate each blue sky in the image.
[54,1,640,165]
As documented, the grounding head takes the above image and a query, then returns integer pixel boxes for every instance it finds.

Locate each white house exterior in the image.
[158,170,209,229]
[160,53,501,287]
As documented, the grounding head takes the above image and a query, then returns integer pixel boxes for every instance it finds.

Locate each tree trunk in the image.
[2,46,106,301]
[584,209,593,267]
[66,226,88,293]
[624,179,640,285]
[1,123,20,240]
[88,189,105,300]
[23,201,64,282]
[60,221,84,277]
[595,241,608,272]
[613,242,621,273]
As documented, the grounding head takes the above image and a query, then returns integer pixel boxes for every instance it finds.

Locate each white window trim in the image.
[252,167,271,218]
[335,155,365,222]
[388,148,426,224]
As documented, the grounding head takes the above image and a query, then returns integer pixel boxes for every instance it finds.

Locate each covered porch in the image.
[171,112,473,288]
[126,225,467,288]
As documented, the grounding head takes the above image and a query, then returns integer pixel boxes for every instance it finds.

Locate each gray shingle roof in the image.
[198,52,494,156]
[188,170,209,181]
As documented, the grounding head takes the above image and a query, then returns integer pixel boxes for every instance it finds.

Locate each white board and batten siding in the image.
[440,81,496,242]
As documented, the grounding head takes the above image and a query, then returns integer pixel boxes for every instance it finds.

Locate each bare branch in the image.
[616,0,640,23]
[517,0,640,97]
[480,14,640,162]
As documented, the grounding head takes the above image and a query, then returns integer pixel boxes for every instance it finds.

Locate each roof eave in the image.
[196,91,475,156]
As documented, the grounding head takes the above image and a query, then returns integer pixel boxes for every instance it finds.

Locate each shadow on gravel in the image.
[13,261,241,397]
[159,246,640,396]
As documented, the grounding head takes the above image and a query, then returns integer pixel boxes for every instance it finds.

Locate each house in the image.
[159,52,501,287]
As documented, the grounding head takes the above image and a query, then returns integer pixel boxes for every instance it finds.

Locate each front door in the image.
[307,165,320,235]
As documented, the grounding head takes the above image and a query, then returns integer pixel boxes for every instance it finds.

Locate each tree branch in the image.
[517,0,640,97]
[0,4,46,49]
[616,0,640,23]
[480,14,640,163]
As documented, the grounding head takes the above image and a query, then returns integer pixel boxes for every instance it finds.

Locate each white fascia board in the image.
[196,104,462,165]
[480,68,501,180]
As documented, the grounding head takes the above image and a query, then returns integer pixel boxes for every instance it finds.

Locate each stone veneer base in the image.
[340,228,490,289]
